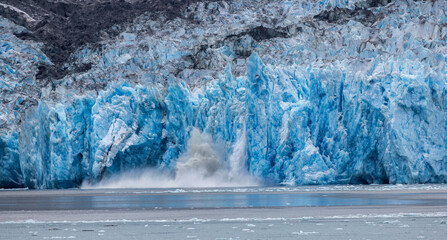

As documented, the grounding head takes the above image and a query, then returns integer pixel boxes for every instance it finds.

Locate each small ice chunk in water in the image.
[292,231,319,235]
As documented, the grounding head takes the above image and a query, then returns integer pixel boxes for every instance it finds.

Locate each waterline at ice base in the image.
[1,0,447,189]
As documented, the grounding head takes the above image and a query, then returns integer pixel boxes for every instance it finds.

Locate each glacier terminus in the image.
[0,0,447,189]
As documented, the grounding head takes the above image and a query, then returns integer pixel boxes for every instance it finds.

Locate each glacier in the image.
[1,0,447,189]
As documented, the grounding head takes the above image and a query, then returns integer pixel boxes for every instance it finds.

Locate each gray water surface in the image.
[1,186,447,240]
[0,187,442,211]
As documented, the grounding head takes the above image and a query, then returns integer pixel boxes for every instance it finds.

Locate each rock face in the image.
[1,0,216,80]
[1,0,447,189]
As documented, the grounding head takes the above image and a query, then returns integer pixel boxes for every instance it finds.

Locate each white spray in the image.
[83,127,258,189]
[228,124,247,179]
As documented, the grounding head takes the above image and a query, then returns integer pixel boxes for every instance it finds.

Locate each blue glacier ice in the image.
[1,0,447,188]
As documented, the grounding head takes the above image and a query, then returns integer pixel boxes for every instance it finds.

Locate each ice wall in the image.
[1,0,447,188]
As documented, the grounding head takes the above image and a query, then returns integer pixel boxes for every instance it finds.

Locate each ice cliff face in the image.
[1,0,447,188]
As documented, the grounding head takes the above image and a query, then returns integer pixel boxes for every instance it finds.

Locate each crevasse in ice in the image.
[1,0,447,188]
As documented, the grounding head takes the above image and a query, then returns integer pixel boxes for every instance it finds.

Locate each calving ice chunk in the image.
[83,127,258,188]
[0,0,447,188]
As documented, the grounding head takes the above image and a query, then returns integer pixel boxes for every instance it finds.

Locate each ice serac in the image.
[1,0,447,188]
